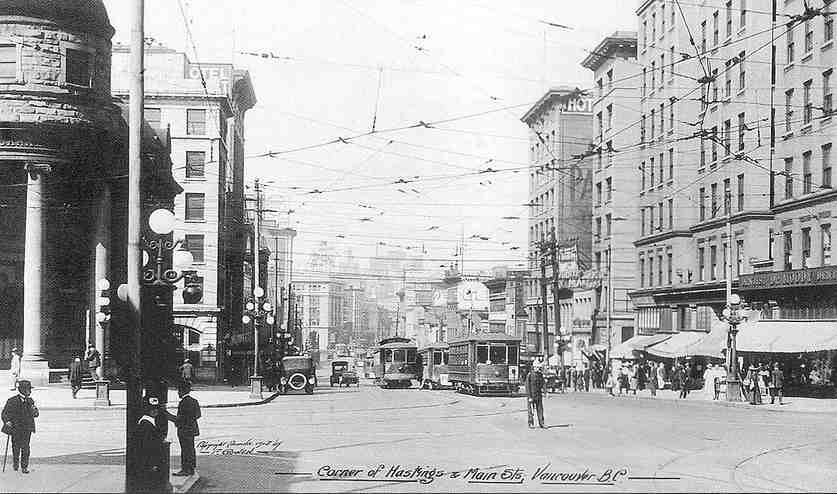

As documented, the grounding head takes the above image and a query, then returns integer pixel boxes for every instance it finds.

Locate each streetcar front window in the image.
[433,351,443,365]
[443,352,449,365]
[476,344,489,364]
[384,349,393,363]
[508,346,519,365]
[393,349,406,362]
[406,349,417,363]
[489,344,507,364]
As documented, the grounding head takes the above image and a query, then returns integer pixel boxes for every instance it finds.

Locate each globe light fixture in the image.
[246,301,255,311]
[254,286,265,298]
[173,248,194,270]
[148,208,176,235]
[97,279,111,291]
[262,302,273,312]
[242,314,252,325]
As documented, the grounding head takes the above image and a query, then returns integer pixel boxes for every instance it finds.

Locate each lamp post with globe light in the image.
[720,293,745,402]
[243,287,275,399]
[94,278,112,406]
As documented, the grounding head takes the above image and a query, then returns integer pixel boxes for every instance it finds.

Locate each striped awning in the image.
[610,333,672,360]
[645,331,708,359]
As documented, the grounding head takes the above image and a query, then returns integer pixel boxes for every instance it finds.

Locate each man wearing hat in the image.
[2,380,39,473]
[133,396,166,490]
[166,382,201,476]
[8,347,20,391]
[179,358,194,387]
[84,344,101,381]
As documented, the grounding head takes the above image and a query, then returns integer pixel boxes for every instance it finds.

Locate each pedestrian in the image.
[8,347,20,391]
[69,355,83,399]
[2,380,39,473]
[179,358,194,387]
[657,363,666,391]
[648,362,658,397]
[583,365,590,392]
[679,365,690,399]
[133,396,166,491]
[84,344,101,381]
[758,363,770,399]
[771,363,784,405]
[746,365,762,405]
[525,365,545,429]
[166,382,201,476]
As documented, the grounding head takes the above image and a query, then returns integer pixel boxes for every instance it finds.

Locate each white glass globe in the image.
[722,307,731,319]
[148,209,176,235]
[266,316,275,325]
[95,312,107,323]
[242,315,252,324]
[245,302,255,311]
[143,250,150,267]
[254,287,265,298]
[173,248,194,269]
[97,279,110,291]
[97,296,110,307]
[262,302,273,312]
[117,283,129,302]
[729,293,741,305]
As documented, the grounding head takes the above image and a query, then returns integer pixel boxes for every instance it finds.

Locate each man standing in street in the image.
[8,347,20,391]
[84,344,101,381]
[2,380,39,473]
[133,396,166,491]
[69,355,83,399]
[525,366,545,429]
[166,382,201,476]
[179,358,194,387]
[771,363,784,405]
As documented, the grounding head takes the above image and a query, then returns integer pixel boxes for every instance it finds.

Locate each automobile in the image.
[279,355,316,394]
[330,360,359,387]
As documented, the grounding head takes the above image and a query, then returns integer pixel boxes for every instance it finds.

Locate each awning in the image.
[645,331,707,359]
[682,325,728,359]
[737,320,837,353]
[610,334,672,360]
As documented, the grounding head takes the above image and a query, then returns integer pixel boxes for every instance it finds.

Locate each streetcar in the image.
[418,343,450,390]
[374,337,420,388]
[448,333,521,396]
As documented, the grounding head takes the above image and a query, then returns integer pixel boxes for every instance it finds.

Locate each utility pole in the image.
[253,178,261,378]
[539,241,549,359]
[549,229,560,366]
[125,0,144,491]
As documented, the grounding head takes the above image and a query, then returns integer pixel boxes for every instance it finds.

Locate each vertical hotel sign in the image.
[186,63,233,95]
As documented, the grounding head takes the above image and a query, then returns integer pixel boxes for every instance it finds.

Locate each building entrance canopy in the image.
[645,331,708,359]
[609,334,671,360]
[737,320,837,353]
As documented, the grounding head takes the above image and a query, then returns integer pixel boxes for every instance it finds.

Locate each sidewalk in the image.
[568,386,837,413]
[15,384,276,410]
[0,465,198,493]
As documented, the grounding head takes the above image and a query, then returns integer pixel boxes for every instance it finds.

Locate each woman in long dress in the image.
[657,363,666,391]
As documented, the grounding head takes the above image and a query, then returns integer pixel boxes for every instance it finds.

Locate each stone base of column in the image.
[20,359,50,388]
[94,379,111,407]
[249,375,263,400]
[726,379,743,402]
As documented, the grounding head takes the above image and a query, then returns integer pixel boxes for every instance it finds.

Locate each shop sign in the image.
[739,266,837,290]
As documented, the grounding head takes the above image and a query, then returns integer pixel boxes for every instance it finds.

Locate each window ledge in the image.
[737,88,746,97]
[668,129,675,136]
[784,62,795,72]
[823,40,834,52]
[710,104,719,113]
[822,115,833,126]
[0,78,25,85]
[737,26,746,36]
[802,51,814,63]
[801,123,813,134]
[184,177,208,182]
[185,219,207,224]
[698,167,706,174]
[782,131,794,140]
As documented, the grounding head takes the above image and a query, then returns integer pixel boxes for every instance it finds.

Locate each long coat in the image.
[171,395,201,437]
[69,360,83,385]
[525,371,545,400]
[2,394,38,434]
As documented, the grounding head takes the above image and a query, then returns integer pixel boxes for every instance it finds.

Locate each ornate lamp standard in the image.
[243,286,275,399]
[720,293,745,402]
[94,278,112,406]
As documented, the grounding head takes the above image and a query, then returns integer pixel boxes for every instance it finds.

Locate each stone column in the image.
[93,184,111,380]
[22,164,50,386]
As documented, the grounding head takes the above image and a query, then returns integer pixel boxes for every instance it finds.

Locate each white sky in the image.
[102,0,637,281]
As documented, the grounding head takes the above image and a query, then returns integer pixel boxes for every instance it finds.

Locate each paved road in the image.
[10,385,837,492]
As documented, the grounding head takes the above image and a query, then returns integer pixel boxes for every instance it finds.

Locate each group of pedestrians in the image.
[744,362,784,405]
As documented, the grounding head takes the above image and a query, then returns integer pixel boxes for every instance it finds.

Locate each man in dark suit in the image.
[2,380,39,473]
[132,396,166,491]
[525,366,546,429]
[166,382,201,476]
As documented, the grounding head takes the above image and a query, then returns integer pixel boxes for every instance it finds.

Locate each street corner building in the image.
[0,0,180,386]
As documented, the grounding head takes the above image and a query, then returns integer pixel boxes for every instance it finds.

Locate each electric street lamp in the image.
[243,286,276,399]
[720,293,745,402]
[94,278,112,406]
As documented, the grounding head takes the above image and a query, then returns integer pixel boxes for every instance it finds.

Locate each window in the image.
[724,178,731,215]
[725,59,732,97]
[659,152,664,184]
[184,234,205,263]
[185,193,205,221]
[769,229,775,260]
[649,256,654,286]
[824,143,833,188]
[803,150,813,194]
[700,136,706,168]
[667,253,673,285]
[805,19,814,53]
[668,198,674,229]
[713,11,720,46]
[712,68,719,101]
[145,108,163,136]
[476,345,488,364]
[606,178,612,202]
[652,12,657,40]
[641,115,646,142]
[606,213,612,237]
[785,89,794,132]
[701,21,707,53]
[489,344,507,364]
[640,257,645,287]
[725,0,732,38]
[740,0,746,27]
[642,69,647,97]
[822,224,832,265]
[700,187,706,221]
[736,239,744,276]
[596,217,602,238]
[783,231,793,271]
[643,20,648,50]
[65,48,92,87]
[596,182,602,204]
[661,53,666,81]
[711,183,718,217]
[651,109,656,139]
[607,69,613,90]
[606,104,613,130]
[802,227,812,268]
[658,254,664,286]
[185,151,206,178]
[724,119,732,156]
[723,242,728,279]
[669,148,674,179]
[669,97,675,128]
[597,78,604,97]
[641,161,646,190]
[738,51,746,90]
[803,79,813,125]
[186,109,207,135]
[0,44,17,79]
[785,157,794,199]
[824,70,833,116]
[699,247,706,281]
[738,112,746,151]
[649,205,655,232]
[787,25,795,63]
[661,4,666,33]
[658,201,664,230]
[640,209,645,236]
[826,14,834,43]
[596,112,603,138]
[710,245,718,280]
[737,173,745,211]
[669,46,675,81]
[650,156,655,184]
[711,125,719,162]
[660,103,665,135]
[651,61,656,90]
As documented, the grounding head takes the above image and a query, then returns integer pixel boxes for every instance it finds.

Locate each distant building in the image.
[292,276,344,362]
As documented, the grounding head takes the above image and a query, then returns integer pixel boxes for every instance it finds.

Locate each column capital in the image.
[24,163,52,179]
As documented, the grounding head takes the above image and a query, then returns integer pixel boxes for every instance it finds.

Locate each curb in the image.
[35,390,283,411]
[172,472,200,493]
[587,389,830,414]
